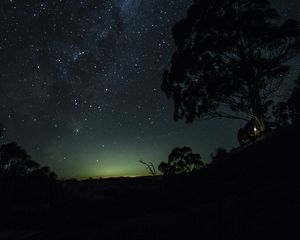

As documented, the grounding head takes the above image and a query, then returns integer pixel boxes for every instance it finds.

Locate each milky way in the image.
[1,0,299,178]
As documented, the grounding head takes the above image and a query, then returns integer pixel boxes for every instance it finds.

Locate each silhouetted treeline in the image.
[0,123,299,239]
[0,142,59,207]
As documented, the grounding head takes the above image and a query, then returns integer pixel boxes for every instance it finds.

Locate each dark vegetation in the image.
[0,142,58,207]
[1,0,300,239]
[138,160,156,176]
[0,123,299,239]
[162,0,300,134]
[158,146,204,175]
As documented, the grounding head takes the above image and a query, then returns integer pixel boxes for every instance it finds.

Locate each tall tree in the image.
[162,0,300,134]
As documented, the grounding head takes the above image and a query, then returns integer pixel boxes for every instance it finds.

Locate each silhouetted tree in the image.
[159,147,204,175]
[0,124,4,138]
[272,76,300,127]
[139,160,156,176]
[237,118,262,145]
[158,161,171,175]
[0,142,40,178]
[211,148,228,164]
[39,166,58,180]
[272,101,291,128]
[162,0,300,135]
[0,141,58,205]
[288,76,300,123]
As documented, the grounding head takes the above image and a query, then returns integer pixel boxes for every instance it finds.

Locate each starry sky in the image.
[1,0,300,179]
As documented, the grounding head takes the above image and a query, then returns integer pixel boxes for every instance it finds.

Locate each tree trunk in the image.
[250,81,266,134]
[252,102,266,136]
[254,114,266,133]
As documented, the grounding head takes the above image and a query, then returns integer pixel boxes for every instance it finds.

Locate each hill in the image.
[0,124,299,239]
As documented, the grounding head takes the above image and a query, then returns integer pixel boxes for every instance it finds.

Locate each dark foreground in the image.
[1,124,300,240]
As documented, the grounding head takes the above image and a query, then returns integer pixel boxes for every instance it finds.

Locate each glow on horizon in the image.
[50,147,159,179]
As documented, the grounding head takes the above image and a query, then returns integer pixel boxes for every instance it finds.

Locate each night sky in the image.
[1,0,300,179]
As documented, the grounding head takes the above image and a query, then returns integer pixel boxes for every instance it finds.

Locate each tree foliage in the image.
[158,147,204,175]
[288,76,300,122]
[0,142,57,180]
[0,142,40,178]
[273,76,300,127]
[210,147,228,164]
[0,142,59,206]
[0,124,4,138]
[162,0,300,134]
[237,119,262,145]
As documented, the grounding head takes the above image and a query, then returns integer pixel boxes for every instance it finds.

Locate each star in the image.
[1,0,298,178]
